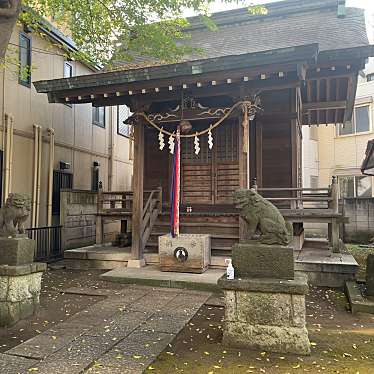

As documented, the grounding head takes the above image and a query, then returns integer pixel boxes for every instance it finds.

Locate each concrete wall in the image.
[0,24,133,229]
[301,126,319,188]
[60,190,97,249]
[60,189,121,250]
[342,198,374,244]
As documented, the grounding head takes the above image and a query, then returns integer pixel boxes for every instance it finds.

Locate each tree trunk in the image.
[0,0,22,61]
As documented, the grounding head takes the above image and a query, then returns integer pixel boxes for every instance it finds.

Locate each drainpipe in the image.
[32,124,39,228]
[3,113,13,200]
[8,114,13,194]
[35,125,42,227]
[109,107,115,191]
[47,128,55,226]
[3,114,9,201]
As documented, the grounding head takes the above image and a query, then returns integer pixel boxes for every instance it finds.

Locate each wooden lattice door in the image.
[214,120,239,204]
[181,120,239,205]
[181,130,213,204]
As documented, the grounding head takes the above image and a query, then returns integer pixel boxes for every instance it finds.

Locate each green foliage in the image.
[17,0,267,68]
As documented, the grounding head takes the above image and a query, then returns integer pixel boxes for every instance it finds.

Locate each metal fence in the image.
[26,225,63,262]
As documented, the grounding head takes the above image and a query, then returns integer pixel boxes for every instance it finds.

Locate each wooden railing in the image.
[97,191,133,216]
[140,187,162,251]
[253,177,339,212]
[96,188,162,248]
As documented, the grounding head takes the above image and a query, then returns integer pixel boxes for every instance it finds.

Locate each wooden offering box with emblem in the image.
[159,234,211,273]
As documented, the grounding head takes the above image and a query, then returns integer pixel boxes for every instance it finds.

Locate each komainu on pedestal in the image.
[218,188,311,355]
[0,193,46,327]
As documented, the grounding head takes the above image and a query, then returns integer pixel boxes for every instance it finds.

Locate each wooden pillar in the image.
[238,115,248,241]
[130,120,145,265]
[255,122,263,187]
[238,116,248,189]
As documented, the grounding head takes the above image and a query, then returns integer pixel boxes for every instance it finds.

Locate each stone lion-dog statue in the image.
[0,193,31,237]
[233,189,293,246]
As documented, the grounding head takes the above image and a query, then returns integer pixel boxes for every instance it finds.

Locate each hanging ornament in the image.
[158,128,165,150]
[194,134,200,155]
[168,134,175,154]
[208,127,213,150]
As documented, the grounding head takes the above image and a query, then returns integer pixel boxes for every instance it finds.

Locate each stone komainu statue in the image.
[0,193,31,236]
[233,189,293,246]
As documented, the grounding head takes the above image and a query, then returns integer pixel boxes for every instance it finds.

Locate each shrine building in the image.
[34,0,374,268]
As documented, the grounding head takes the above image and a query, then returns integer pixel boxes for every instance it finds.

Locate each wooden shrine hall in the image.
[34,0,374,265]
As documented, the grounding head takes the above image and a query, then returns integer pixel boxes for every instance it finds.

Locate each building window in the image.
[64,61,73,78]
[338,175,372,198]
[19,33,31,87]
[117,105,132,137]
[337,105,371,136]
[367,73,374,82]
[92,106,105,128]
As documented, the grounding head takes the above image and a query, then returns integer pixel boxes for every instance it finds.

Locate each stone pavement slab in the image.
[90,330,175,374]
[101,265,224,291]
[0,353,38,374]
[4,284,211,374]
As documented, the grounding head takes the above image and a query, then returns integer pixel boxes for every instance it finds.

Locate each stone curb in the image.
[218,274,309,295]
[0,263,47,276]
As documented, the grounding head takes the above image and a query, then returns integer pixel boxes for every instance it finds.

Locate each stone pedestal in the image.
[0,236,46,327]
[0,263,46,327]
[0,237,35,266]
[159,234,211,273]
[232,242,294,279]
[218,275,310,355]
[219,242,311,355]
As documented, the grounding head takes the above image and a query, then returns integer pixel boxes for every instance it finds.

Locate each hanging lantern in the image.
[194,134,200,155]
[168,134,175,154]
[158,128,165,150]
[208,127,213,150]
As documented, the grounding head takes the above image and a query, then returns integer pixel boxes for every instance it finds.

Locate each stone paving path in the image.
[1,285,210,374]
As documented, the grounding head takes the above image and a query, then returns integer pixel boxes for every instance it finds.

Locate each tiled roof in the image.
[114,0,368,69]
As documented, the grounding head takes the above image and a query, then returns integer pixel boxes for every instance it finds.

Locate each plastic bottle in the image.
[225,258,235,280]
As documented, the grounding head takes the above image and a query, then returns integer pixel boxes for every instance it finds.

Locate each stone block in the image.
[0,237,35,266]
[0,262,46,276]
[0,268,43,326]
[0,278,8,301]
[223,322,311,355]
[366,254,374,296]
[159,234,211,273]
[232,242,294,279]
[220,274,310,355]
[218,274,308,295]
[7,272,42,302]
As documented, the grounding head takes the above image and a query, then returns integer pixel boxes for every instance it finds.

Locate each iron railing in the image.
[26,225,63,262]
